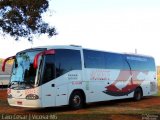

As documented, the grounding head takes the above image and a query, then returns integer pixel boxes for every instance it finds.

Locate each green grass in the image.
[156,91,160,96]
[0,99,159,120]
[158,75,160,86]
[157,73,160,96]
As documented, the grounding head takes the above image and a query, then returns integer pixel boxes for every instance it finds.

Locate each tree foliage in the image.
[0,0,56,41]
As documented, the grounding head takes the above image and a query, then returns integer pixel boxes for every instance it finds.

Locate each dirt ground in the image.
[0,89,160,120]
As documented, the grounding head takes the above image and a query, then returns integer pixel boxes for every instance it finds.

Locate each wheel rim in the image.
[73,95,81,107]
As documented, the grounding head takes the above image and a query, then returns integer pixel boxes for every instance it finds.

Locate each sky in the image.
[0,0,160,65]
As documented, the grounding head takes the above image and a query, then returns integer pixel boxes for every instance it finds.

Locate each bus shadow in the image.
[25,97,152,113]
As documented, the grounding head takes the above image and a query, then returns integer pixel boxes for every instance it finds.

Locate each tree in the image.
[0,58,3,63]
[0,0,56,41]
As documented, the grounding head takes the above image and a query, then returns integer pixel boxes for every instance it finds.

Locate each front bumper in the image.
[8,98,42,108]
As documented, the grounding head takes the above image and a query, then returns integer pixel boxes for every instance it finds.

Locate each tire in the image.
[133,88,143,101]
[69,91,84,109]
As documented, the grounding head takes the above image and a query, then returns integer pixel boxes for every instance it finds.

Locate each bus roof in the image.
[18,45,154,59]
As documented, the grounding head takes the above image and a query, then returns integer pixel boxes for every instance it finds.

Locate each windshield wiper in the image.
[9,81,19,86]
[9,81,31,89]
[9,82,19,89]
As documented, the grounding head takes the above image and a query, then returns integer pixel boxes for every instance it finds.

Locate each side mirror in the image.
[33,49,55,69]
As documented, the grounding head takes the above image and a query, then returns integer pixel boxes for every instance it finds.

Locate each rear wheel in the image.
[133,88,143,101]
[69,91,84,109]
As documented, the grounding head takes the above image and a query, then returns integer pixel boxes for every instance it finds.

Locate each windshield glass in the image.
[10,50,43,89]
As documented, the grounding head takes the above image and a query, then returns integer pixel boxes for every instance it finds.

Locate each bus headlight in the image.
[26,94,39,100]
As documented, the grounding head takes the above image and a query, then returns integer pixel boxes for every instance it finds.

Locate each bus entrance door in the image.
[41,81,56,107]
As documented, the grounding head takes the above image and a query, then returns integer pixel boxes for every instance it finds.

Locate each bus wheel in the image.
[133,88,143,101]
[69,91,84,109]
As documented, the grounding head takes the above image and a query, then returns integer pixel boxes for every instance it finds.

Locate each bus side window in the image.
[126,55,155,71]
[105,53,124,69]
[83,49,105,69]
[55,49,82,77]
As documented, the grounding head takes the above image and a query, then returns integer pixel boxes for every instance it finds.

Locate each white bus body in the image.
[2,45,157,108]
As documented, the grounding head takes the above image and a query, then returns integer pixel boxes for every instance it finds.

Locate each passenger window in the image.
[126,55,155,71]
[83,49,105,69]
[105,53,123,69]
[55,49,82,77]
[84,49,130,70]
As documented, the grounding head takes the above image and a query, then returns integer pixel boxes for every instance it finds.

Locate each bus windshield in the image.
[10,50,43,89]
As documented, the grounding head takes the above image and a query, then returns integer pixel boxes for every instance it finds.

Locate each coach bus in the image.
[2,45,157,109]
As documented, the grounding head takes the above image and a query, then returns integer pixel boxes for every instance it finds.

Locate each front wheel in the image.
[69,91,84,109]
[133,88,143,101]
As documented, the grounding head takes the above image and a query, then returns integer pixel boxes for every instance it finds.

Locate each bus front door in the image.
[41,81,56,107]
